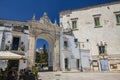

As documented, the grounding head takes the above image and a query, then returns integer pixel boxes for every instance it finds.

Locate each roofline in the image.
[0,18,27,23]
[59,1,120,15]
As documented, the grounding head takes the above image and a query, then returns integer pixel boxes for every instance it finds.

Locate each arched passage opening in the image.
[35,33,55,71]
[36,39,49,71]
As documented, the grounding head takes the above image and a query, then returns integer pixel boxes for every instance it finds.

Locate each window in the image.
[65,58,69,69]
[94,17,100,27]
[93,14,101,28]
[71,18,78,30]
[0,22,4,26]
[114,11,120,25]
[12,37,20,50]
[76,59,79,69]
[64,41,68,50]
[72,20,77,29]
[116,14,120,24]
[97,42,107,55]
[98,46,105,54]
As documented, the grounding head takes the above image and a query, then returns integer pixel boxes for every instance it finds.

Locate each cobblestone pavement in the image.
[38,72,120,80]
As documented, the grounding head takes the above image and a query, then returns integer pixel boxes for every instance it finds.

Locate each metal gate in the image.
[100,59,109,71]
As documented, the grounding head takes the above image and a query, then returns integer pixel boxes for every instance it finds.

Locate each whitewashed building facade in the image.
[60,1,120,71]
[0,1,120,72]
[60,32,91,71]
[0,13,62,71]
[0,19,29,71]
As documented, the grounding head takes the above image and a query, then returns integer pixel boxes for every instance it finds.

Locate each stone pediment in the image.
[28,20,62,37]
[28,12,62,35]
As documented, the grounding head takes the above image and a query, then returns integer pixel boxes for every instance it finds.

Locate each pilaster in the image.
[27,35,36,69]
[54,36,60,71]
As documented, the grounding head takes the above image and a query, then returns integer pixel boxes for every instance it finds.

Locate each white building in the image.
[0,19,29,71]
[60,32,91,71]
[60,1,120,71]
[0,1,120,72]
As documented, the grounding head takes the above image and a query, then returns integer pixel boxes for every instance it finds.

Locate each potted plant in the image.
[20,42,25,51]
[5,41,11,50]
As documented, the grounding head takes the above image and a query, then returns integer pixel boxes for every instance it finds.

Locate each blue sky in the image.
[0,0,117,49]
[36,39,49,49]
[0,0,117,23]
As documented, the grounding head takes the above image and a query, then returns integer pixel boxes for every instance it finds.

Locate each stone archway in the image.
[27,13,62,71]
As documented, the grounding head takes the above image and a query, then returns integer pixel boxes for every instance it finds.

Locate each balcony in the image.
[5,45,25,55]
[12,25,29,32]
[99,53,107,56]
[11,50,24,55]
[63,28,73,35]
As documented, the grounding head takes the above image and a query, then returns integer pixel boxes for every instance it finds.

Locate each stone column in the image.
[98,60,101,71]
[27,35,36,69]
[54,36,60,71]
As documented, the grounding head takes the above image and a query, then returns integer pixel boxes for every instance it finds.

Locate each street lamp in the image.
[74,38,83,72]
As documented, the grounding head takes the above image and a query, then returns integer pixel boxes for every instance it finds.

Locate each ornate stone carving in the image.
[27,13,62,71]
[39,12,52,25]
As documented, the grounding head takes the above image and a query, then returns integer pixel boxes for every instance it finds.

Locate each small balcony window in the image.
[114,11,120,25]
[98,46,105,54]
[93,14,102,28]
[71,18,78,30]
[94,17,100,27]
[116,14,120,25]
[97,42,107,55]
[0,22,4,26]
[64,41,68,50]
[72,20,77,29]
[12,37,20,50]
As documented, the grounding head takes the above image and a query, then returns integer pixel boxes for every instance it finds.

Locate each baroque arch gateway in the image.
[27,13,62,71]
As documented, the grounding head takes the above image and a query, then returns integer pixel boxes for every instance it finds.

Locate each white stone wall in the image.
[81,50,91,70]
[60,32,91,71]
[19,33,29,70]
[60,2,120,56]
[0,26,29,70]
[4,32,12,47]
[60,33,79,71]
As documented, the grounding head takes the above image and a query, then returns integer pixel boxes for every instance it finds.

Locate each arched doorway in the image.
[36,39,49,71]
[36,38,54,71]
[27,13,61,71]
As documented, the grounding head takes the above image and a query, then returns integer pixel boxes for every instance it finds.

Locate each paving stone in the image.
[38,72,120,80]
